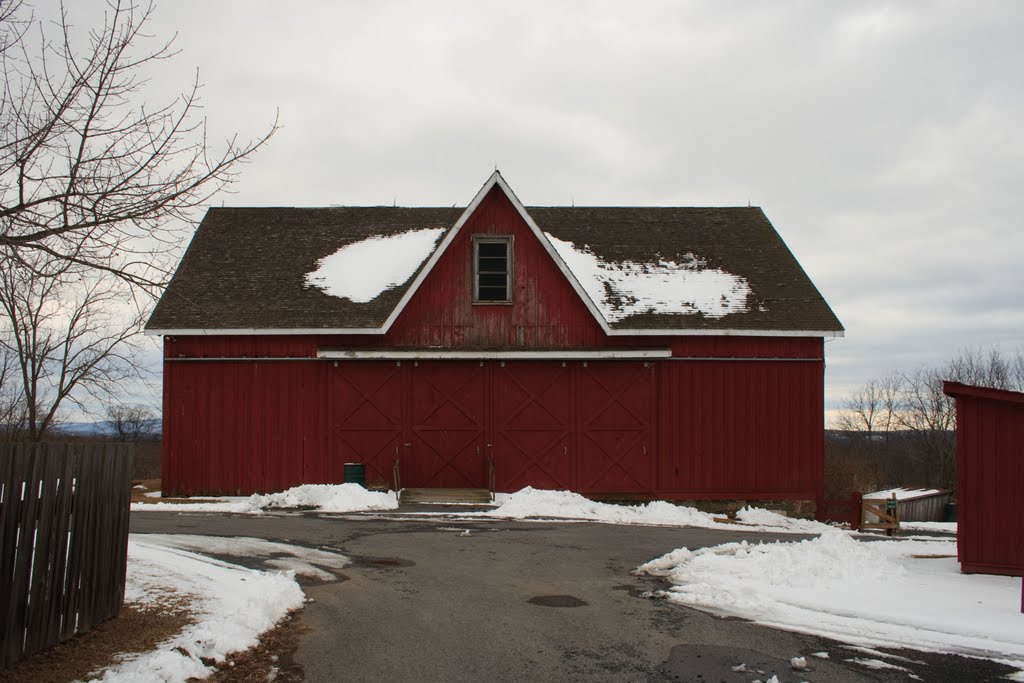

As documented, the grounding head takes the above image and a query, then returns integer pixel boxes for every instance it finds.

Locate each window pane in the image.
[476,237,511,302]
[478,257,507,273]
[479,273,507,288]
[478,286,508,301]
[478,242,507,258]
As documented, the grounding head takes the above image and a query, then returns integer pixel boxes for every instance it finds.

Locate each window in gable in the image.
[474,236,512,303]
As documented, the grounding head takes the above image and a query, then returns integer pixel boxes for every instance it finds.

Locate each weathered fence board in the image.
[816,491,863,531]
[0,443,134,669]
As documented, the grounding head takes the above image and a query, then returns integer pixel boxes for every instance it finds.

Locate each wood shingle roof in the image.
[147,177,842,337]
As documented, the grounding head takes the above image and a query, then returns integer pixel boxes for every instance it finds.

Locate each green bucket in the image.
[344,462,366,487]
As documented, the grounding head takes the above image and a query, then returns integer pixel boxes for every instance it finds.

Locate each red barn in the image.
[147,172,843,506]
[943,381,1024,577]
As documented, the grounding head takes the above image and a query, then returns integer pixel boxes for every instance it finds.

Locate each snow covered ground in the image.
[128,483,1019,674]
[637,530,1024,674]
[96,535,328,681]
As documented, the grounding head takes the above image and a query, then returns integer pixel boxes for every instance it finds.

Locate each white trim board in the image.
[145,327,385,337]
[146,327,842,338]
[317,349,673,360]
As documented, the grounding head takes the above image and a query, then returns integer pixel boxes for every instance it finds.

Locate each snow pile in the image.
[479,487,836,534]
[545,234,751,321]
[485,487,721,526]
[132,483,398,514]
[100,536,305,681]
[638,530,1024,662]
[304,227,444,302]
[247,483,399,513]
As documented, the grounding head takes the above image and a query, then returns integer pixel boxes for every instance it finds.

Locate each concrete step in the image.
[401,488,493,504]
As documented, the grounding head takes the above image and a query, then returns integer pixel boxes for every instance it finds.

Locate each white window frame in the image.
[473,235,513,304]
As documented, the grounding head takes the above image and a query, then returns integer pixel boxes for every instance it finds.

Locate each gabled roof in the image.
[146,172,844,337]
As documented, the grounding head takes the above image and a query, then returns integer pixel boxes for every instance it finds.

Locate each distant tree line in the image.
[826,347,1024,496]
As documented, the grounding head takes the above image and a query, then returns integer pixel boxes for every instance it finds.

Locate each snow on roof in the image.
[304,227,445,303]
[544,234,751,322]
[863,487,947,501]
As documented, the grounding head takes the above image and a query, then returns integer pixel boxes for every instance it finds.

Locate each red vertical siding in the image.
[948,384,1024,577]
[657,359,823,499]
[162,360,323,496]
[492,362,573,491]
[165,335,317,358]
[383,187,610,348]
[577,362,655,493]
[327,361,404,489]
[163,353,825,501]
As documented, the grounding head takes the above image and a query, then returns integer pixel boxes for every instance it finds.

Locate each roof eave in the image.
[146,326,844,338]
[144,327,387,337]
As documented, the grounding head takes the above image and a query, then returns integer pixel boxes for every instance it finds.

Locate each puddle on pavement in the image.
[528,595,588,608]
[351,555,416,569]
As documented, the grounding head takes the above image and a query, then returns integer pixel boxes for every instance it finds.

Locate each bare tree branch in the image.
[0,250,145,440]
[0,0,277,293]
[105,401,155,440]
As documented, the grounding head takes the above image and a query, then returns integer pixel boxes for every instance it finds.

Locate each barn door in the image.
[330,362,404,488]
[406,362,488,488]
[492,362,573,491]
[577,361,654,493]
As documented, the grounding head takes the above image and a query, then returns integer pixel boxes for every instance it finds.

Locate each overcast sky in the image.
[48,1,1024,421]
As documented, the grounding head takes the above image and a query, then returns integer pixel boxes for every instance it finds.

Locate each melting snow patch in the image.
[137,534,351,580]
[544,234,751,321]
[305,227,444,302]
[101,536,305,681]
[638,530,1024,663]
[846,658,909,671]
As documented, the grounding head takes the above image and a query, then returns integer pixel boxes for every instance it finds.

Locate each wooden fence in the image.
[816,491,863,531]
[0,443,134,668]
[861,493,901,536]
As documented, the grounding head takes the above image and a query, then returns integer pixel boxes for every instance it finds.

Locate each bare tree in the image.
[835,373,900,437]
[0,343,27,438]
[0,253,144,440]
[947,346,1015,390]
[1013,347,1024,390]
[895,365,957,489]
[0,0,276,289]
[835,347,1024,491]
[105,402,155,441]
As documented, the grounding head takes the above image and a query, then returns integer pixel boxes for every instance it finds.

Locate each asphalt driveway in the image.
[129,510,1015,682]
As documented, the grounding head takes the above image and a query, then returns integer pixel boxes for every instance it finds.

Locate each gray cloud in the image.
[43,1,1024,418]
